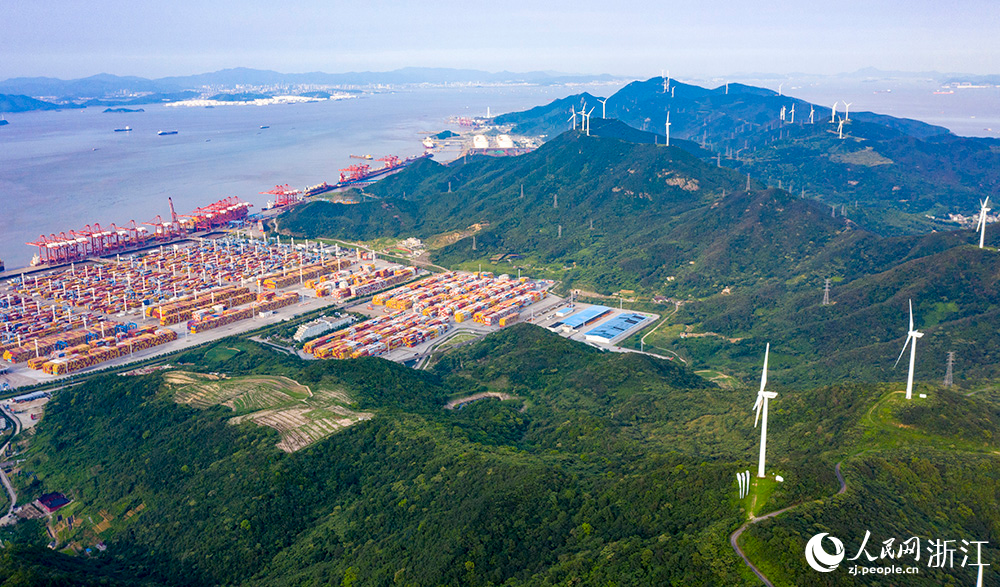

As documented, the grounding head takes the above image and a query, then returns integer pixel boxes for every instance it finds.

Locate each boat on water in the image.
[260,125,269,129]
[422,137,435,149]
[157,130,178,136]
[350,154,373,160]
[114,126,132,132]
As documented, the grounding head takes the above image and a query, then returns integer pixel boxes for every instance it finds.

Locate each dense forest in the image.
[6,327,998,585]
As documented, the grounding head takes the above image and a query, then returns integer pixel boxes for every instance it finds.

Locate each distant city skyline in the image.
[3,0,998,80]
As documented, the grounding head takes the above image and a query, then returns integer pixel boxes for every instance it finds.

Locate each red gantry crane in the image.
[259,185,303,208]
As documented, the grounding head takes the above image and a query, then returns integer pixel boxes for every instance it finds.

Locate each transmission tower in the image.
[822,278,831,306]
[944,351,955,387]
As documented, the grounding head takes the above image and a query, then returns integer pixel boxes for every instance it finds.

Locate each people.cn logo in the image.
[805,533,846,573]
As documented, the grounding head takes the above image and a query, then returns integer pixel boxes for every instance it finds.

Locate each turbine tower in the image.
[976,197,991,248]
[844,102,853,121]
[894,300,924,400]
[789,104,795,124]
[753,343,778,478]
[586,107,595,135]
[830,101,838,123]
[568,107,577,130]
[665,112,671,146]
[598,97,608,118]
[780,106,786,122]
[837,117,845,139]
[809,105,815,124]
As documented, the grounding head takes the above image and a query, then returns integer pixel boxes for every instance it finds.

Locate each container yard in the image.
[0,234,414,386]
[303,271,550,362]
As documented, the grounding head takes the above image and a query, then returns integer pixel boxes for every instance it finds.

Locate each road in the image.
[0,410,22,524]
[729,462,847,586]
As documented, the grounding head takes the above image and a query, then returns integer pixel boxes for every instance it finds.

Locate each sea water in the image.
[2,80,997,269]
[0,84,621,269]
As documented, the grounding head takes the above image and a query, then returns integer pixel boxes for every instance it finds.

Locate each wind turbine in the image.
[809,105,815,124]
[586,107,595,135]
[778,83,783,96]
[976,197,991,248]
[780,105,786,122]
[568,107,577,130]
[894,300,924,400]
[843,102,853,121]
[830,101,838,123]
[598,97,608,118]
[753,343,778,478]
[837,117,845,139]
[665,112,671,147]
[789,104,795,124]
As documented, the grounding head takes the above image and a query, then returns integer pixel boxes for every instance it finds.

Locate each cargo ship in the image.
[157,130,178,136]
[114,126,132,132]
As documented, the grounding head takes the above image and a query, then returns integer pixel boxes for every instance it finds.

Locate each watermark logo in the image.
[805,533,845,573]
[803,531,989,585]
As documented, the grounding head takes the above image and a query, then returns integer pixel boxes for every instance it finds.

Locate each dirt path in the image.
[444,392,516,410]
[730,462,846,586]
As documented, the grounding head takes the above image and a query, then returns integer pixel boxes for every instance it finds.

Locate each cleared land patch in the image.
[164,371,371,452]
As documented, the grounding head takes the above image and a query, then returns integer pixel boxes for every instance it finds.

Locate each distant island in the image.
[103,107,145,113]
[433,130,459,139]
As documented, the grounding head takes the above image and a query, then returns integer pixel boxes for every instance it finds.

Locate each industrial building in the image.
[294,315,356,342]
[550,305,612,333]
[583,313,650,344]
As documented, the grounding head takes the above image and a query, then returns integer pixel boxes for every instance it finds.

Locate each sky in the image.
[2,0,999,79]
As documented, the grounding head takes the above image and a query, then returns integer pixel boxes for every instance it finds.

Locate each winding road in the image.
[729,462,847,586]
[0,410,22,524]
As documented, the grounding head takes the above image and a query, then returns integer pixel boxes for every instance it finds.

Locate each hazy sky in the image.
[2,0,999,79]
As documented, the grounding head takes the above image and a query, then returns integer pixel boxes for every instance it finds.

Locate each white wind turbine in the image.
[809,105,815,124]
[843,102,853,121]
[837,117,845,139]
[976,197,991,248]
[753,343,778,478]
[585,107,595,135]
[894,300,924,400]
[789,104,795,124]
[780,105,786,122]
[664,112,671,146]
[598,97,608,118]
[830,101,838,123]
[568,107,577,130]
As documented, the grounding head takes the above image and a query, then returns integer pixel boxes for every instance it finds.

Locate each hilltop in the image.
[496,78,1000,234]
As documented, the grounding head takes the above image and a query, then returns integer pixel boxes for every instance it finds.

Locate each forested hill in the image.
[495,77,1000,233]
[281,129,999,386]
[283,130,854,294]
[9,327,1000,585]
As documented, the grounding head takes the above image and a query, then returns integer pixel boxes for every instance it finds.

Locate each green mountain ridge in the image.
[496,78,1000,234]
[7,327,999,585]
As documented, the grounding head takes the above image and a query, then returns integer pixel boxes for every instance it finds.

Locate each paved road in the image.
[729,462,847,586]
[0,411,22,524]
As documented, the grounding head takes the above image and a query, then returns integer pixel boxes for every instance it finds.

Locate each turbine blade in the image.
[893,336,911,369]
[753,394,763,427]
[908,300,914,332]
[759,343,770,393]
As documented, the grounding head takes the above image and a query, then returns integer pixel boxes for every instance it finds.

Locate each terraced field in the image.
[164,371,371,452]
